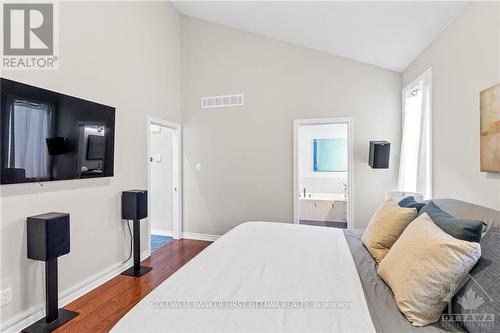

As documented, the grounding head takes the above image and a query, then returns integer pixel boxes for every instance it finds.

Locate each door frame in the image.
[146,116,182,255]
[293,117,354,229]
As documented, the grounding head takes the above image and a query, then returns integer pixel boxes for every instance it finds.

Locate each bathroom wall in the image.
[298,123,348,195]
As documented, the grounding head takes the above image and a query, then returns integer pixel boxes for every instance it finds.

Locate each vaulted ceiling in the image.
[172,1,470,72]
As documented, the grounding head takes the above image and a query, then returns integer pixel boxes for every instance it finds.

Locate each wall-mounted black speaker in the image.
[46,137,69,156]
[122,190,148,220]
[27,213,70,261]
[369,141,391,169]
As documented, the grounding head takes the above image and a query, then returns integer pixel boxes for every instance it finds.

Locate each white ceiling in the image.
[171,1,470,72]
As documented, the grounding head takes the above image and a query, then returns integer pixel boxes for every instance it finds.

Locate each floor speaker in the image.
[23,213,78,333]
[121,190,152,277]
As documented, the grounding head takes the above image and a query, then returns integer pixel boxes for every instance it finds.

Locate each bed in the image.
[112,199,500,332]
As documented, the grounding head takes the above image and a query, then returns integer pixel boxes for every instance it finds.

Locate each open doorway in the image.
[294,118,353,229]
[147,117,182,254]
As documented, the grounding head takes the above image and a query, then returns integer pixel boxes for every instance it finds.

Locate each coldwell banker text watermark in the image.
[2,1,59,70]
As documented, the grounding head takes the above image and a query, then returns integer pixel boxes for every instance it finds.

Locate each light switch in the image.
[196,163,201,171]
[153,154,162,162]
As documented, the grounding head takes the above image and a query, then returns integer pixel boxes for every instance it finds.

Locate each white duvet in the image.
[112,222,375,332]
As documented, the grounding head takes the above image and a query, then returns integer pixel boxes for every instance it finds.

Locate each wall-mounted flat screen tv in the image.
[0,78,115,184]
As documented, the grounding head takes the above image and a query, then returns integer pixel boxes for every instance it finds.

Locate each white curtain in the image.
[398,69,432,199]
[7,98,52,179]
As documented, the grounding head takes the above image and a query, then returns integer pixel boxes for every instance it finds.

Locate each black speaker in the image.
[27,213,70,261]
[121,190,151,277]
[24,213,78,333]
[46,137,69,156]
[369,141,391,169]
[122,190,148,220]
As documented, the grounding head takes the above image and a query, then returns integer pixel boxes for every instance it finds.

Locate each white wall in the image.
[150,125,173,233]
[181,16,402,234]
[298,123,348,194]
[403,1,500,210]
[0,1,181,326]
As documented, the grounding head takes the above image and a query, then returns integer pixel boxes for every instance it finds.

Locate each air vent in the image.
[201,94,244,109]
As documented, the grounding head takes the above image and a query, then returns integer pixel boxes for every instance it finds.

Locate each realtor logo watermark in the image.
[442,275,496,330]
[2,1,59,69]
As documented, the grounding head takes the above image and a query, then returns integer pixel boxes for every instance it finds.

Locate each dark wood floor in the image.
[51,239,212,333]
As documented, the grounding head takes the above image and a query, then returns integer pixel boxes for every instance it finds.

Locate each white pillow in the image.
[378,213,481,326]
[361,200,417,263]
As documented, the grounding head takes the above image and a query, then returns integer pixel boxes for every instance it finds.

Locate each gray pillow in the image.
[451,227,500,332]
[418,201,483,242]
[432,199,500,231]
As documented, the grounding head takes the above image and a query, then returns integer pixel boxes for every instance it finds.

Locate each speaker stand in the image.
[22,259,79,333]
[121,219,152,277]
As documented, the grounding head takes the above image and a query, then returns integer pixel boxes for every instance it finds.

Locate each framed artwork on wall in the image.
[480,83,500,173]
[313,138,348,172]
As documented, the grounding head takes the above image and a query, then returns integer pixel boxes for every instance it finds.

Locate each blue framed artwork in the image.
[313,138,348,172]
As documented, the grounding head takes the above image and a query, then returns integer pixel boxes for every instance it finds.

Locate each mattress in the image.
[113,215,480,332]
[112,222,376,332]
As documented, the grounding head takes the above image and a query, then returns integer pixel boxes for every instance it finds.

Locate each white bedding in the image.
[112,222,375,332]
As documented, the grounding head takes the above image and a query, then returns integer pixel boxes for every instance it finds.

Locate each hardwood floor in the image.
[50,239,212,333]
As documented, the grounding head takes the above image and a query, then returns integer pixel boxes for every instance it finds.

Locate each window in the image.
[313,138,348,172]
[5,97,53,179]
[398,69,432,199]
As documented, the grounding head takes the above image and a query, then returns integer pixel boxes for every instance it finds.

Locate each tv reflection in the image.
[77,124,106,177]
[45,124,107,179]
[1,78,115,184]
[45,123,108,181]
[1,97,110,183]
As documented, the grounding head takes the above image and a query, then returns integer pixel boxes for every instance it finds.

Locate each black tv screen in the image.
[0,78,115,184]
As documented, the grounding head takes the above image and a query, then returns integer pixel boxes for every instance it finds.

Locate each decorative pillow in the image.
[398,196,426,213]
[419,201,484,242]
[361,200,417,263]
[378,213,481,327]
[450,227,500,332]
[431,199,499,232]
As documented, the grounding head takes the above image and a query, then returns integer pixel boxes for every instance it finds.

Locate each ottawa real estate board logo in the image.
[2,1,59,70]
[442,276,495,330]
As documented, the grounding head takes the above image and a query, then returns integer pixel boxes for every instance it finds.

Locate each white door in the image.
[146,117,182,255]
[294,118,354,229]
[149,124,174,236]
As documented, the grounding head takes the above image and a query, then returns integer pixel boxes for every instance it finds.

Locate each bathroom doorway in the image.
[147,117,182,254]
[293,118,353,229]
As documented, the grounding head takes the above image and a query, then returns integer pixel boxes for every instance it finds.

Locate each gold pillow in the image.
[361,200,417,263]
[378,213,481,326]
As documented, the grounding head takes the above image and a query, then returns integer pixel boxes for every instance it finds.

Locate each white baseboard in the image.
[151,228,173,237]
[1,250,151,333]
[181,232,220,241]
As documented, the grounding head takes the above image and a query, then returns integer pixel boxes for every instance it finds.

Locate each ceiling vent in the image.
[201,94,244,109]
